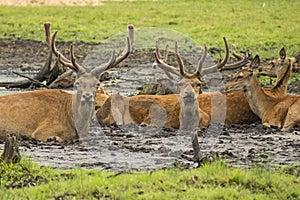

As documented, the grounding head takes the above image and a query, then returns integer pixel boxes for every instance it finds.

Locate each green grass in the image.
[0,159,299,199]
[1,0,300,59]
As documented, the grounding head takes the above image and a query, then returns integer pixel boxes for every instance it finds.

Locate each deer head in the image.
[51,25,133,137]
[224,55,260,93]
[259,48,300,77]
[153,37,230,94]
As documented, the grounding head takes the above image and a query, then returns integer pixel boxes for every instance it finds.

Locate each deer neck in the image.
[179,85,200,131]
[71,93,95,138]
[269,63,292,97]
[244,75,277,118]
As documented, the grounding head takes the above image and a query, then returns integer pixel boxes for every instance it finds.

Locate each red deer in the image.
[0,25,133,142]
[225,55,300,130]
[156,46,299,124]
[96,37,232,129]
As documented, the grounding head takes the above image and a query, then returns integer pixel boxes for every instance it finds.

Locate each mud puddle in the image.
[0,36,299,171]
[1,121,299,171]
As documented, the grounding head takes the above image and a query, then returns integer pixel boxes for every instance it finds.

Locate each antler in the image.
[195,44,208,76]
[51,24,134,73]
[153,38,181,77]
[154,37,230,77]
[51,31,81,72]
[44,22,51,47]
[201,37,229,75]
[219,44,250,71]
[230,44,244,60]
[110,24,134,68]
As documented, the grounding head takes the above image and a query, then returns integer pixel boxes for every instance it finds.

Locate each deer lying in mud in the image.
[0,25,133,142]
[96,37,233,129]
[157,45,300,125]
[258,48,300,96]
[259,50,300,78]
[225,54,300,130]
[153,37,254,124]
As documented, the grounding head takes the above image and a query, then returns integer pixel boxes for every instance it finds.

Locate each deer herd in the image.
[0,23,300,159]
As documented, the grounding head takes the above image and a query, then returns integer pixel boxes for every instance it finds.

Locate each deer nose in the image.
[82,92,93,102]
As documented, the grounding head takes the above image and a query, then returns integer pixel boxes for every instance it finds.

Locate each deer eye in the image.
[96,82,101,88]
[74,81,80,88]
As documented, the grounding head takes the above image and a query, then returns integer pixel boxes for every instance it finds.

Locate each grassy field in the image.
[0,159,299,199]
[1,1,300,199]
[1,0,300,59]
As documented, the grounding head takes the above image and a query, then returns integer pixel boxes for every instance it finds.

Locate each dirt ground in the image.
[0,38,299,171]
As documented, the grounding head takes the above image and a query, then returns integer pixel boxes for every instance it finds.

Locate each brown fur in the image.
[96,49,295,127]
[0,89,76,142]
[97,93,210,129]
[225,55,300,130]
[0,24,132,142]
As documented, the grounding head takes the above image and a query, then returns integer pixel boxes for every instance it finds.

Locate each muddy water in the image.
[1,121,299,171]
[1,68,299,171]
[0,32,299,171]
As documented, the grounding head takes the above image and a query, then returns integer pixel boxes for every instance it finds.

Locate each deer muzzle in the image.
[81,92,94,103]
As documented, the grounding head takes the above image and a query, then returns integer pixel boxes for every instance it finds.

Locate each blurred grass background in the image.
[0,0,300,59]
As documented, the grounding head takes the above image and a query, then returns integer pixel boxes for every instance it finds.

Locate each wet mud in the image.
[0,38,299,171]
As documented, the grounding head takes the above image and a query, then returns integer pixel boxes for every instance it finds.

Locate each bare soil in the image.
[0,39,299,171]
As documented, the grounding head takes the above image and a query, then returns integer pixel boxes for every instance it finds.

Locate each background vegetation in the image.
[1,0,300,59]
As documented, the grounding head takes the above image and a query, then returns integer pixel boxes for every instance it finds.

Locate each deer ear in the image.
[292,51,300,64]
[279,47,286,60]
[250,55,260,69]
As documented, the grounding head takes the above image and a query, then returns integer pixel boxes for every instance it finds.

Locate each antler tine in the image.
[91,50,116,76]
[216,37,230,69]
[195,44,208,75]
[110,24,134,67]
[51,31,74,66]
[112,36,131,67]
[104,50,117,70]
[200,37,229,75]
[220,51,250,71]
[56,53,77,72]
[175,41,185,76]
[70,44,86,72]
[231,44,244,60]
[163,44,169,62]
[44,22,51,47]
[153,53,181,76]
[153,40,181,76]
[128,24,134,50]
[155,37,164,59]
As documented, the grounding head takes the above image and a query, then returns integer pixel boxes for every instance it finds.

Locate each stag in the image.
[0,25,133,142]
[225,55,300,130]
[95,37,232,129]
[155,42,299,125]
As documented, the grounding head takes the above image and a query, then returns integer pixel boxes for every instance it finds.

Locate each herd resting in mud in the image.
[0,22,300,161]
